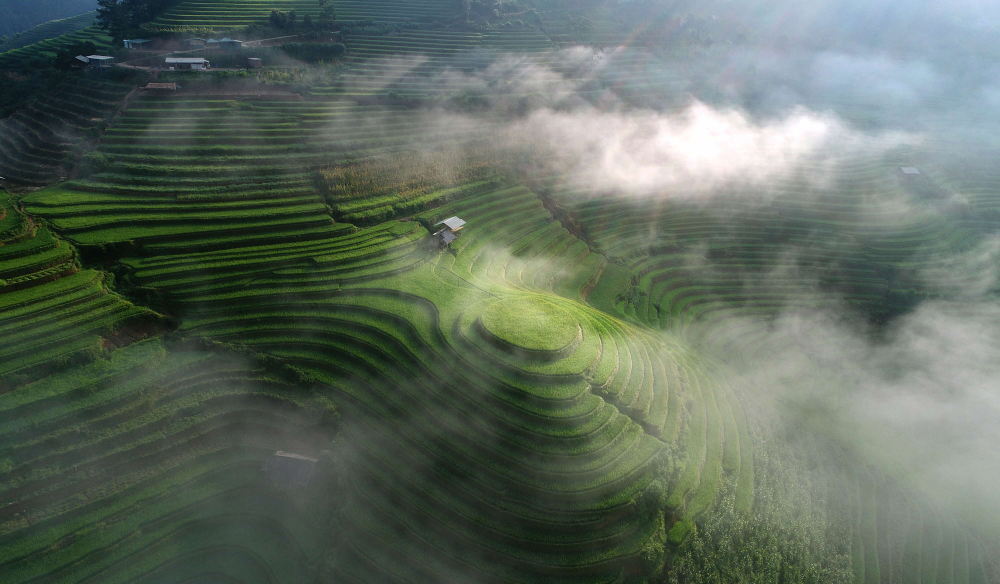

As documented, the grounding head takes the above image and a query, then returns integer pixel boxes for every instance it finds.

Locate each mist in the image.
[347,1,1000,554]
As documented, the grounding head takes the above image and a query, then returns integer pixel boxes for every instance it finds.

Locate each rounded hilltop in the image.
[480,295,581,353]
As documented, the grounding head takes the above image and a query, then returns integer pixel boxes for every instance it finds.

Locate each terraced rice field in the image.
[22,97,490,251]
[0,338,339,583]
[0,191,156,385]
[0,12,97,54]
[2,1,999,581]
[112,180,752,581]
[0,79,134,187]
[149,0,455,31]
[16,43,999,581]
[0,25,111,71]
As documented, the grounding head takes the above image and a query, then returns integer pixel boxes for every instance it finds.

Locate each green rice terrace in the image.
[1,0,999,582]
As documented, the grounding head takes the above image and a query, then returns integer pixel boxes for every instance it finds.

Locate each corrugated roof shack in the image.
[433,216,466,247]
[165,57,210,71]
[76,55,115,69]
[143,82,178,93]
[264,451,319,488]
[123,39,152,49]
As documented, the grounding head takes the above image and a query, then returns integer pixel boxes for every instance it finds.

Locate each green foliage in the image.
[96,0,177,42]
[667,519,693,545]
[53,41,97,69]
[667,480,853,584]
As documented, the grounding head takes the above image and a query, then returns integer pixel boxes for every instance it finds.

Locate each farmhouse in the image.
[123,38,152,49]
[437,216,466,232]
[165,57,210,70]
[263,451,319,488]
[434,216,466,247]
[77,55,115,69]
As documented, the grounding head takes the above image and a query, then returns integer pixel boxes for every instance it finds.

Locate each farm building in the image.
[437,216,466,232]
[219,38,245,49]
[263,451,319,488]
[142,82,178,92]
[899,166,921,175]
[123,38,151,49]
[247,57,263,68]
[76,55,115,69]
[165,57,210,70]
[433,216,466,247]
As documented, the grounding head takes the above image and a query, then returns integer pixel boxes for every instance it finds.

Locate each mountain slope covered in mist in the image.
[0,0,97,37]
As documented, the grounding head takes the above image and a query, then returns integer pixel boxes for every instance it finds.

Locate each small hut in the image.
[433,216,466,247]
[899,166,921,176]
[83,55,115,69]
[247,57,263,69]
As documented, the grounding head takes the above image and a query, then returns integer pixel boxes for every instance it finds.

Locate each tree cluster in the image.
[269,1,337,32]
[53,41,98,70]
[96,0,176,43]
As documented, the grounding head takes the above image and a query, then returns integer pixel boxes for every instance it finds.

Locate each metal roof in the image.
[439,230,458,245]
[899,166,921,175]
[75,55,90,62]
[437,216,466,231]
[86,55,114,60]
[274,450,319,463]
[166,57,209,64]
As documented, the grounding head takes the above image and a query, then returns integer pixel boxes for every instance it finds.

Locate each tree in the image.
[54,41,98,70]
[269,10,288,29]
[318,0,336,28]
[96,0,177,42]
[96,0,129,44]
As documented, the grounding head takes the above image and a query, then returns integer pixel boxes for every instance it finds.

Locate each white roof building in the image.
[900,166,921,175]
[437,216,466,231]
[165,57,210,70]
